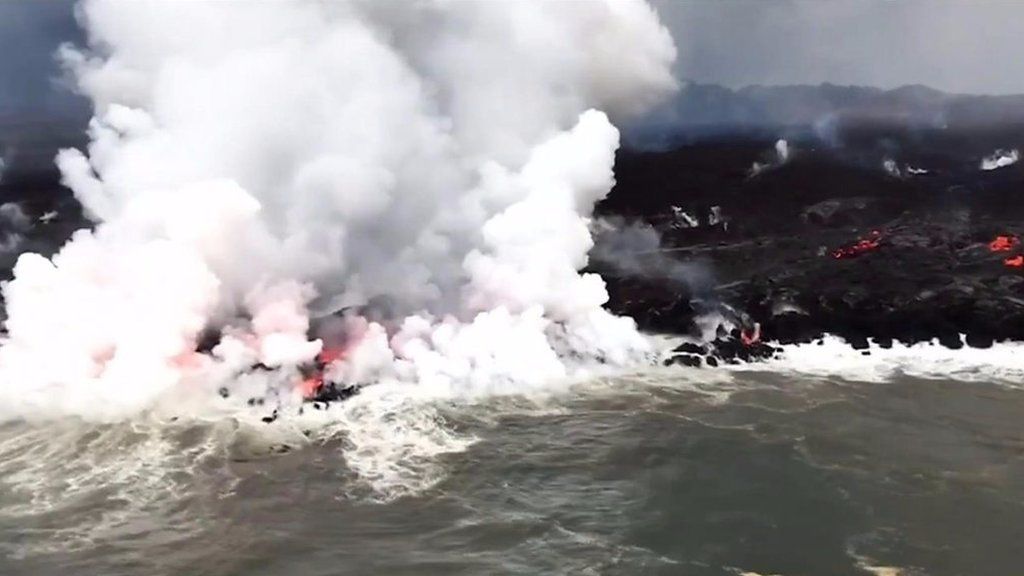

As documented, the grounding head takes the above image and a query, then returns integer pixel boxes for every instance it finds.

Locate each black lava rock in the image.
[596,134,1024,356]
[665,354,702,368]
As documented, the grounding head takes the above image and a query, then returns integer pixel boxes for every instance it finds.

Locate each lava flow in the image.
[740,323,761,346]
[988,234,1024,268]
[299,347,349,400]
[989,234,1019,252]
[831,230,882,259]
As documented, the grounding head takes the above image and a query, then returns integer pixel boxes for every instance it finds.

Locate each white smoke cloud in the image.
[0,0,677,421]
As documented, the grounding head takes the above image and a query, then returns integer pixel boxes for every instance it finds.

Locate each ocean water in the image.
[1,353,1022,576]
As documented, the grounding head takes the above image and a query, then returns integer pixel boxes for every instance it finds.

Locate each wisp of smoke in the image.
[591,217,713,294]
[0,202,30,255]
[0,0,678,421]
[748,138,789,177]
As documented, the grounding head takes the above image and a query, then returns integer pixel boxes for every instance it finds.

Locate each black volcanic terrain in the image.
[596,119,1024,362]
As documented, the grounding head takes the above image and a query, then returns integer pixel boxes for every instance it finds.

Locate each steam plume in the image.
[0,0,677,420]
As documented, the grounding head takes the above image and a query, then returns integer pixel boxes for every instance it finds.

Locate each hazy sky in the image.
[0,0,82,117]
[654,0,1024,95]
[1,0,1024,118]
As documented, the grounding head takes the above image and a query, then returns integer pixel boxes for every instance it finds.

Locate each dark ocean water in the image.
[0,370,1020,576]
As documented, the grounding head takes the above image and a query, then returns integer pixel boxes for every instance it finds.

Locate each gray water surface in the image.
[1,373,1020,576]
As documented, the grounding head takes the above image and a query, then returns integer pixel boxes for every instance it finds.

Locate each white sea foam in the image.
[727,334,1024,386]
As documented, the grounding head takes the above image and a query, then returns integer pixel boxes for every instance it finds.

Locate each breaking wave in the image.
[726,334,1024,387]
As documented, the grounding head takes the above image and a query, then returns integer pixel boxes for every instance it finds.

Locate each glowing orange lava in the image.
[832,230,882,259]
[299,376,322,398]
[1005,255,1024,268]
[318,347,346,365]
[298,347,348,399]
[989,234,1019,252]
[740,323,761,347]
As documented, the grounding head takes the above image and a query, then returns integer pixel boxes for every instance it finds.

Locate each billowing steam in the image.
[0,1,678,420]
[980,149,1020,171]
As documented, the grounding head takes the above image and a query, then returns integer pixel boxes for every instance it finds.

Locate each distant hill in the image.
[625,82,1024,148]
